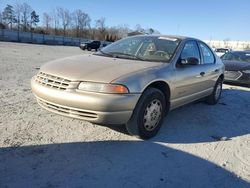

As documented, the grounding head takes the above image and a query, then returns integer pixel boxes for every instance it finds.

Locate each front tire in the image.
[126,87,166,139]
[206,78,223,105]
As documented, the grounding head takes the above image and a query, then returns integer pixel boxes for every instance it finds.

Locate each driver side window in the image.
[181,41,201,64]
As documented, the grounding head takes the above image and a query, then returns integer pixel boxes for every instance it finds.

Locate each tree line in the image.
[0,3,160,42]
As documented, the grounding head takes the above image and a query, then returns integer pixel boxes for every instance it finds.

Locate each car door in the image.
[171,40,209,109]
[93,41,100,49]
[197,41,219,90]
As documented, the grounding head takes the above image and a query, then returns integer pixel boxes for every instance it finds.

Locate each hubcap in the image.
[215,82,222,100]
[143,99,162,131]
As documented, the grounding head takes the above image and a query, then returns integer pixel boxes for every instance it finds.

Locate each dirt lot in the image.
[0,42,250,188]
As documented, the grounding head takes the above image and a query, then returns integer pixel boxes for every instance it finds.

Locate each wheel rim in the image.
[215,82,222,100]
[143,99,162,131]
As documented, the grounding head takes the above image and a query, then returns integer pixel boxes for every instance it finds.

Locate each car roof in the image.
[131,34,197,41]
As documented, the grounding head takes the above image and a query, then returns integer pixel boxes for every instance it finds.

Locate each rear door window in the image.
[199,42,215,64]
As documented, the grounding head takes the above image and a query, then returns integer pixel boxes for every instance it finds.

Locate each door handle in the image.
[200,72,205,76]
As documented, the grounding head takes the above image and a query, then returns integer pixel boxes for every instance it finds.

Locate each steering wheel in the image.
[154,51,170,59]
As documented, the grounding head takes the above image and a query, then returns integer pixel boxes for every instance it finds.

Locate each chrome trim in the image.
[37,98,98,119]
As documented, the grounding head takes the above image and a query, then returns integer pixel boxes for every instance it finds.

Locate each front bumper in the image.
[31,77,141,124]
[79,45,86,50]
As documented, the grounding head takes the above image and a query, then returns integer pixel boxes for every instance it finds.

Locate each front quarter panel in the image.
[112,63,174,93]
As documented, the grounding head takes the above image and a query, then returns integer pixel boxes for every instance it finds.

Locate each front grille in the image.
[35,72,72,90]
[37,99,98,119]
[225,71,242,80]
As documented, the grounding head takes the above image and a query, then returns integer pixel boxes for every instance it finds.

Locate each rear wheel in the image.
[126,87,166,139]
[206,78,223,105]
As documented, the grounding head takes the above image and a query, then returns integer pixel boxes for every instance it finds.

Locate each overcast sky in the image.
[1,0,250,41]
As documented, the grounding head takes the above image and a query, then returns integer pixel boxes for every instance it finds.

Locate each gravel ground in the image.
[0,42,250,188]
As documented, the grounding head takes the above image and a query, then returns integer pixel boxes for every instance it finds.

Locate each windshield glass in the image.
[221,51,250,63]
[96,36,181,62]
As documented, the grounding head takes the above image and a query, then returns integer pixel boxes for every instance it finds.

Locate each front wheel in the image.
[206,78,223,105]
[126,87,166,139]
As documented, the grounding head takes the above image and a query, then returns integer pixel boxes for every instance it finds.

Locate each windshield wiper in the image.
[109,52,145,61]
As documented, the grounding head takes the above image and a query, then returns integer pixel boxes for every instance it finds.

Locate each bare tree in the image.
[72,9,91,37]
[14,3,23,31]
[20,3,32,31]
[43,13,51,32]
[51,8,59,34]
[0,9,3,23]
[115,24,130,38]
[135,24,145,33]
[95,17,106,40]
[57,7,71,36]
[0,9,5,29]
[71,10,80,36]
[0,2,161,40]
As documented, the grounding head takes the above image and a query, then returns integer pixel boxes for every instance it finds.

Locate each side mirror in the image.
[181,57,199,65]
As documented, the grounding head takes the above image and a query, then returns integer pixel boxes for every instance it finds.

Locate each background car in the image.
[221,51,250,86]
[215,48,231,57]
[79,40,101,51]
[100,41,112,49]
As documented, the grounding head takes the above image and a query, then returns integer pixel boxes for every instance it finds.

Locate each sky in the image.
[0,0,250,41]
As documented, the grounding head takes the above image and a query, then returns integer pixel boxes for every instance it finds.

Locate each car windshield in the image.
[221,51,250,63]
[95,36,181,62]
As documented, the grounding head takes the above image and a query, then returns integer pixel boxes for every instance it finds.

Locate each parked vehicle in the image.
[215,48,231,57]
[31,35,224,139]
[79,40,101,51]
[100,41,112,49]
[221,51,250,86]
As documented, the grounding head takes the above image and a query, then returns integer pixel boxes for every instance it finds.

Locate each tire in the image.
[126,87,166,139]
[206,78,223,105]
[87,47,91,51]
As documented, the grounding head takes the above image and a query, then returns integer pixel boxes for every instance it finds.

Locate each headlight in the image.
[78,82,129,94]
[242,70,250,74]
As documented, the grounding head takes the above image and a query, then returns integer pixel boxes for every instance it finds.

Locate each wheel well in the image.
[219,74,224,81]
[146,81,170,103]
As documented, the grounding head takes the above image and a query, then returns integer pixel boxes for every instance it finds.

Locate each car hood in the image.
[40,54,163,83]
[223,60,250,71]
